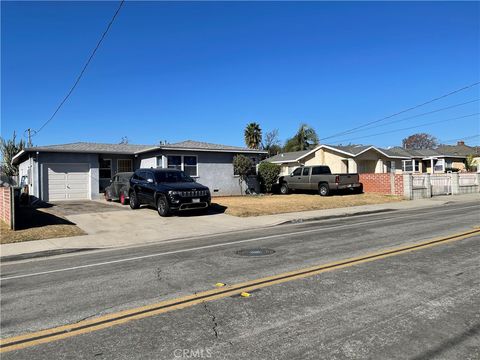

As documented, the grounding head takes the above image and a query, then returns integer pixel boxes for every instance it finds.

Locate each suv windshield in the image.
[155,171,194,183]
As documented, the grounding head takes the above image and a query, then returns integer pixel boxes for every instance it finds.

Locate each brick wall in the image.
[0,186,12,227]
[359,173,404,196]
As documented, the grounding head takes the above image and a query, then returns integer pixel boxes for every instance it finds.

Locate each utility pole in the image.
[25,128,33,147]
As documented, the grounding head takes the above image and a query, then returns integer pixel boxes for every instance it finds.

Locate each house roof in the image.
[138,140,267,154]
[436,144,479,157]
[18,142,155,155]
[264,150,310,163]
[263,142,475,164]
[333,145,371,155]
[12,140,266,165]
[264,144,410,163]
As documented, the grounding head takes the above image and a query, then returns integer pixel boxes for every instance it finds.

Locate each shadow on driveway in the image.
[15,206,76,230]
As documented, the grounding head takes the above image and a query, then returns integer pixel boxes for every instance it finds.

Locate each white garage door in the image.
[46,163,90,201]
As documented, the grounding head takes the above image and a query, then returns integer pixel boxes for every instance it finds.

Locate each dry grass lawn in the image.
[213,193,403,217]
[0,207,86,244]
[1,221,85,244]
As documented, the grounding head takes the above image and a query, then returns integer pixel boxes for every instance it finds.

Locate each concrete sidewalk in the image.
[1,193,478,258]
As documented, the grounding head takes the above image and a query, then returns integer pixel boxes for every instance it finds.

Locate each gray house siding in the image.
[21,152,100,200]
[137,150,261,196]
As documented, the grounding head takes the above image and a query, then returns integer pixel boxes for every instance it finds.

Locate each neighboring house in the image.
[265,141,476,175]
[265,144,409,175]
[436,141,480,171]
[12,140,266,201]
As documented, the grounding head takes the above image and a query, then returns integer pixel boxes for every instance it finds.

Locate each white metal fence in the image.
[430,175,452,196]
[459,174,477,186]
[412,175,427,189]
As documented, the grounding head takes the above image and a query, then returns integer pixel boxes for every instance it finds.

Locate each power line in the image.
[320,81,480,141]
[439,134,480,144]
[329,99,479,136]
[330,113,479,145]
[34,0,125,135]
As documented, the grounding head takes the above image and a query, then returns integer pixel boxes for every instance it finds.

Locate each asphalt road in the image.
[1,201,479,359]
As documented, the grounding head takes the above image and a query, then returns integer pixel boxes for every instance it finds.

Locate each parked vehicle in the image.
[129,168,211,216]
[278,165,362,196]
[105,172,134,205]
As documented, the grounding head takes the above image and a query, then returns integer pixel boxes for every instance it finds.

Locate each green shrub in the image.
[233,155,253,195]
[258,162,281,193]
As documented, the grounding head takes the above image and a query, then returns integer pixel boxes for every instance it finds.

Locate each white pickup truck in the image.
[278,165,363,196]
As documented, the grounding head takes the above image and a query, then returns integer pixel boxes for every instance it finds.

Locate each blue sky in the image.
[2,1,479,148]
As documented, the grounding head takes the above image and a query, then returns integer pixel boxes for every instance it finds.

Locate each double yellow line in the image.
[1,228,479,353]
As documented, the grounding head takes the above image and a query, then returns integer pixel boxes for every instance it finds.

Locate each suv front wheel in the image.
[280,183,289,195]
[157,195,171,217]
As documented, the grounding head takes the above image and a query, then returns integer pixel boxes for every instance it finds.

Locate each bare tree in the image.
[119,136,129,145]
[262,129,282,156]
[402,133,438,149]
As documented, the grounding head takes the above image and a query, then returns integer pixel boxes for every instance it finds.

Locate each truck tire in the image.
[355,184,364,194]
[280,183,289,195]
[318,183,330,196]
[129,191,139,209]
[157,195,171,217]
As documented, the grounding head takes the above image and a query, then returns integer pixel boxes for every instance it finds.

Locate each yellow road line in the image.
[1,228,479,353]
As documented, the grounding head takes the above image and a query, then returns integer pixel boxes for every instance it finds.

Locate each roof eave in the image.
[11,149,26,165]
[136,146,267,155]
[19,148,138,156]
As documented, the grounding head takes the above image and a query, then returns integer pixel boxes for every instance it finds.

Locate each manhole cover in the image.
[235,248,276,257]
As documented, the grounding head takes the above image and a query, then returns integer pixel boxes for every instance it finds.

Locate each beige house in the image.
[266,145,409,175]
[265,142,474,175]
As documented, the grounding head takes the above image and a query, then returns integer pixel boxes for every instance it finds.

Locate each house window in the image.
[402,160,419,173]
[167,156,182,170]
[99,159,112,179]
[117,159,133,173]
[166,155,199,177]
[435,159,446,172]
[184,156,198,177]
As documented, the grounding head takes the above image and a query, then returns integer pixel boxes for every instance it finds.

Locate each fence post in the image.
[425,174,432,198]
[476,173,480,193]
[403,174,413,200]
[451,173,460,195]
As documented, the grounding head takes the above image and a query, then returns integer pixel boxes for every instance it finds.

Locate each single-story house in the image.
[265,142,474,175]
[12,140,267,201]
[265,144,409,175]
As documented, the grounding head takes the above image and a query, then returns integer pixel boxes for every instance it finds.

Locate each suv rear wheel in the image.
[157,195,171,217]
[129,191,139,209]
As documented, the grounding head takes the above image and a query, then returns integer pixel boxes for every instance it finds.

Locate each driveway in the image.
[47,200,128,216]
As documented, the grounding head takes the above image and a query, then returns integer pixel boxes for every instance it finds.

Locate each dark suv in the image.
[129,168,211,216]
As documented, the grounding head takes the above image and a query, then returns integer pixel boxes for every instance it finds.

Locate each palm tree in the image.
[244,122,262,149]
[283,124,319,152]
